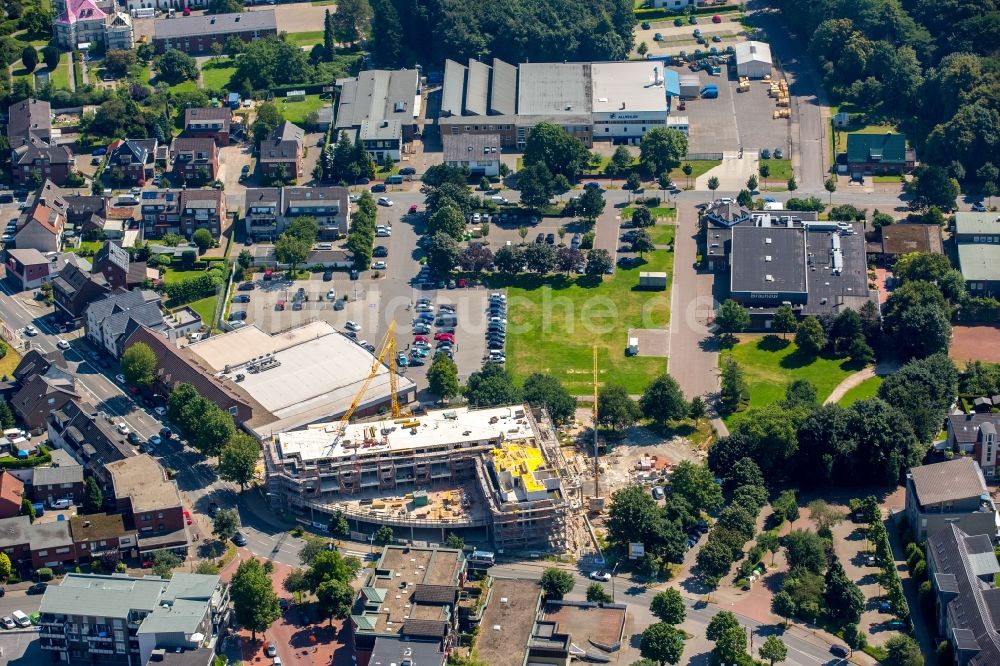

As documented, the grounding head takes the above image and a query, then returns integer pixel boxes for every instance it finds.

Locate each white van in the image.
[12,610,30,627]
[49,498,73,510]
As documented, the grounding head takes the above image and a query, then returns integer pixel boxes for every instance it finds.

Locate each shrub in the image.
[36,567,54,581]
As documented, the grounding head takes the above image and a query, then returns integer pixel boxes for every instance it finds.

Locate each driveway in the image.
[246,1,336,33]
[218,145,251,214]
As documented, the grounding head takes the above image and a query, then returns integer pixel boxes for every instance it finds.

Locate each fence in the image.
[684,152,724,161]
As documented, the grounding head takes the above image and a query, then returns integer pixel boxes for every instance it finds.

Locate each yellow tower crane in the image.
[593,344,599,498]
[330,320,400,438]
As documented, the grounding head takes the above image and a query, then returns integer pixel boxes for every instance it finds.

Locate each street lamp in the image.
[610,561,621,602]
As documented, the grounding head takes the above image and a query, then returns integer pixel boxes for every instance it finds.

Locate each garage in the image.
[734,41,773,79]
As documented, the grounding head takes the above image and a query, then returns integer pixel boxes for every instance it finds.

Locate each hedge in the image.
[0,446,53,469]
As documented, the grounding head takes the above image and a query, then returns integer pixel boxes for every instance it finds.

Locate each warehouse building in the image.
[264,405,571,550]
[438,58,678,149]
[334,69,421,148]
[734,41,773,78]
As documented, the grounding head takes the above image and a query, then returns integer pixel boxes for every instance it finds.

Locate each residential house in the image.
[259,121,304,183]
[954,213,1000,298]
[335,69,420,143]
[925,523,1000,665]
[10,360,80,432]
[51,260,111,322]
[15,194,66,252]
[141,188,227,241]
[31,461,85,506]
[84,288,164,358]
[351,545,466,665]
[845,132,915,176]
[52,0,134,50]
[92,240,148,291]
[5,247,54,290]
[947,413,1000,478]
[442,133,500,177]
[357,119,401,165]
[0,515,77,571]
[69,512,137,562]
[905,457,999,542]
[121,326,256,423]
[38,572,230,666]
[152,10,277,54]
[244,186,350,241]
[169,138,218,183]
[0,471,25,519]
[866,223,943,264]
[8,98,52,144]
[6,99,73,188]
[47,398,134,487]
[183,108,232,145]
[105,455,189,557]
[106,138,157,185]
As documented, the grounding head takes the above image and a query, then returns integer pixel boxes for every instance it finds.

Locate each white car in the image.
[327,289,336,300]
[12,610,30,628]
[376,227,392,237]
[377,197,394,207]
[589,571,612,582]
[56,340,70,350]
[372,261,387,270]
[345,320,361,332]
[154,406,167,417]
[471,212,481,224]
[116,422,129,435]
[1,616,14,629]
[23,325,37,336]
[115,374,126,383]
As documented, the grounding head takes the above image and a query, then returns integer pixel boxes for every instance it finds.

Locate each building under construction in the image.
[263,405,571,551]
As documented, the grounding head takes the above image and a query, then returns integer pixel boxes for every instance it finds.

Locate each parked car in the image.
[589,571,612,582]
[640,21,650,29]
[371,183,387,193]
[322,271,333,281]
[1,616,14,629]
[372,261,387,270]
[345,320,361,332]
[399,167,416,176]
[233,533,247,547]
[56,339,70,350]
[373,246,388,257]
[377,196,394,207]
[26,582,47,595]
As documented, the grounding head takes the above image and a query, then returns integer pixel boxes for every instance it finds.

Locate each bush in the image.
[36,567,54,581]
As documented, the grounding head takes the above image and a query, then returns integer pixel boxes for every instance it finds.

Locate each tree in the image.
[728,457,765,491]
[759,163,771,189]
[715,299,749,338]
[298,536,330,566]
[720,356,748,412]
[540,568,575,599]
[884,635,923,666]
[155,50,198,84]
[21,46,37,73]
[785,529,827,574]
[428,353,460,399]
[283,568,309,597]
[524,242,557,273]
[207,0,243,12]
[625,172,643,196]
[494,245,525,274]
[795,316,826,357]
[640,373,688,425]
[41,45,60,71]
[428,203,466,240]
[824,176,838,204]
[759,636,788,666]
[192,228,213,254]
[787,176,797,191]
[640,127,688,176]
[747,174,759,192]
[637,41,648,57]
[772,304,797,340]
[0,552,10,581]
[444,533,464,549]
[825,558,865,624]
[151,550,182,578]
[522,373,577,425]
[373,525,394,545]
[639,623,685,665]
[714,625,749,665]
[213,508,240,542]
[524,122,590,181]
[465,363,521,407]
[650,589,685,625]
[121,342,156,388]
[682,163,693,188]
[21,498,36,521]
[771,590,795,625]
[516,163,554,208]
[585,248,613,275]
[607,485,673,558]
[631,230,655,257]
[218,433,260,491]
[910,165,959,211]
[707,176,720,196]
[670,460,724,513]
[0,401,13,430]
[984,181,997,206]
[83,477,103,514]
[251,102,284,146]
[274,230,310,275]
[707,611,740,641]
[587,582,613,603]
[597,384,640,431]
[238,249,253,272]
[427,231,461,275]
[576,188,606,221]
[611,145,633,174]
[784,379,818,410]
[843,623,866,651]
[737,188,754,208]
[328,510,349,537]
[316,578,354,624]
[772,489,799,523]
[555,247,585,274]
[230,558,281,640]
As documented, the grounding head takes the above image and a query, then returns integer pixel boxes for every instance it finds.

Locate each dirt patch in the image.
[951,325,1000,363]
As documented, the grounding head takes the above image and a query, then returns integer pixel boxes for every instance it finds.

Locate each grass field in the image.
[668,160,721,187]
[68,240,103,255]
[503,247,673,394]
[723,336,862,426]
[837,375,883,407]
[185,296,219,327]
[201,60,236,90]
[277,94,325,125]
[47,54,72,89]
[0,344,22,379]
[287,31,325,48]
[623,206,676,221]
[160,266,208,284]
[760,159,792,183]
[647,224,676,246]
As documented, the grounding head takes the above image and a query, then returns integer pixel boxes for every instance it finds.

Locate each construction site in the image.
[264,404,582,552]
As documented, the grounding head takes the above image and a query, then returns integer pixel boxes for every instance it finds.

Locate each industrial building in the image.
[185,322,416,438]
[438,58,680,149]
[734,41,773,78]
[334,69,421,150]
[704,205,872,327]
[264,405,571,550]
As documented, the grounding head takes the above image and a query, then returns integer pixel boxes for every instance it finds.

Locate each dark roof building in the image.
[84,288,164,358]
[845,132,915,174]
[906,458,999,541]
[153,10,277,54]
[10,363,80,432]
[868,223,943,260]
[335,69,421,142]
[7,98,52,145]
[51,259,111,321]
[183,107,233,145]
[259,121,303,182]
[46,398,135,486]
[92,240,148,291]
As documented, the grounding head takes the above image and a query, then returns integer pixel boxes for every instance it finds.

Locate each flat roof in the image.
[880,223,943,255]
[590,62,669,114]
[443,133,501,163]
[956,212,1000,236]
[335,69,419,130]
[541,600,627,651]
[803,224,870,313]
[958,243,1000,282]
[277,404,534,463]
[517,63,590,116]
[105,455,182,513]
[730,226,807,295]
[475,578,541,666]
[188,323,415,435]
[41,573,167,617]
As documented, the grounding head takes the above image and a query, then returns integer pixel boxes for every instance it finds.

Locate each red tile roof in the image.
[0,471,25,518]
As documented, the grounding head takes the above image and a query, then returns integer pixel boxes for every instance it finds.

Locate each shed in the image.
[734,41,772,78]
[678,74,701,99]
[639,272,668,290]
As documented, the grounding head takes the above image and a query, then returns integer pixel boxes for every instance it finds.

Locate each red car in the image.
[182,7,191,15]
[434,333,455,342]
[141,559,152,569]
[712,14,722,22]
[456,278,467,288]
[183,511,192,525]
[414,335,429,343]
[408,204,419,215]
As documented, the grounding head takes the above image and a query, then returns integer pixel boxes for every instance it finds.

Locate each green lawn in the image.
[623,206,677,221]
[760,159,792,183]
[0,344,23,379]
[160,266,207,284]
[73,58,83,87]
[837,375,883,407]
[185,296,219,327]
[503,248,673,395]
[278,94,326,125]
[648,224,676,246]
[722,336,862,426]
[287,31,325,48]
[68,240,103,256]
[668,160,721,187]
[201,60,236,90]
[47,55,72,90]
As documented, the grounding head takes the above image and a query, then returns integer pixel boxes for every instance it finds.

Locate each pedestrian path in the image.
[696,151,759,192]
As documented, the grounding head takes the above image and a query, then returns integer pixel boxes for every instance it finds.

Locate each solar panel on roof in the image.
[141,192,157,199]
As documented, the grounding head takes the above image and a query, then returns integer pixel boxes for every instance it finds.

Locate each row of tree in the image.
[317,131,377,185]
[345,193,378,269]
[274,216,321,275]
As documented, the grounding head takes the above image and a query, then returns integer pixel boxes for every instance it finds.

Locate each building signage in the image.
[609,113,640,120]
[629,542,645,559]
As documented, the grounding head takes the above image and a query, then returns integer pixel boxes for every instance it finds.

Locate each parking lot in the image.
[672,66,790,154]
